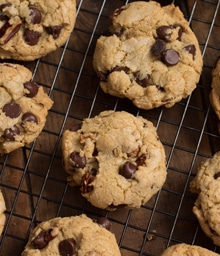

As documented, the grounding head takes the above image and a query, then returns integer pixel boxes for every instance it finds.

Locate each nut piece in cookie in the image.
[160,243,220,256]
[62,110,167,210]
[0,0,76,60]
[190,151,220,246]
[21,214,121,256]
[93,1,203,110]
[0,63,53,154]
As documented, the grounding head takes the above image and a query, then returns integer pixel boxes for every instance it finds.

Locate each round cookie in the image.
[93,1,203,110]
[210,57,220,132]
[0,63,53,154]
[62,110,167,210]
[0,0,76,60]
[190,151,220,246]
[160,243,219,256]
[22,214,121,256]
[0,190,6,236]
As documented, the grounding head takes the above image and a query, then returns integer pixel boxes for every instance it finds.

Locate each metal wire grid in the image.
[0,0,220,255]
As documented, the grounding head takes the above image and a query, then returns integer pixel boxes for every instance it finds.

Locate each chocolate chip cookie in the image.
[0,63,53,154]
[62,110,167,210]
[93,1,203,110]
[0,0,76,60]
[210,57,220,132]
[22,214,121,256]
[160,243,219,256]
[190,151,220,246]
[0,190,6,236]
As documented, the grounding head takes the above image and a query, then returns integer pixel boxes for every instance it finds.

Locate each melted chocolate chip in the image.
[184,44,196,59]
[24,29,41,45]
[59,238,76,256]
[0,16,10,38]
[96,71,108,81]
[134,72,149,87]
[69,123,82,132]
[119,161,137,179]
[96,217,112,230]
[136,154,147,166]
[111,66,129,73]
[29,5,42,24]
[4,24,21,44]
[45,25,63,39]
[151,39,166,56]
[214,172,220,179]
[173,24,184,41]
[0,3,12,11]
[24,81,39,97]
[156,25,172,42]
[162,49,179,66]
[4,125,20,141]
[70,151,86,168]
[3,102,21,118]
[32,229,56,249]
[22,112,38,124]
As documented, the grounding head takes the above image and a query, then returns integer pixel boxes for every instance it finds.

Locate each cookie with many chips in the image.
[0,0,76,60]
[93,1,203,110]
[62,110,167,210]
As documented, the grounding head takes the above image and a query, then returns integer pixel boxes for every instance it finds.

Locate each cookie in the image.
[210,57,220,132]
[22,214,121,256]
[0,190,6,236]
[62,110,167,210]
[0,63,53,154]
[160,243,219,256]
[93,1,203,110]
[190,151,220,246]
[0,0,76,60]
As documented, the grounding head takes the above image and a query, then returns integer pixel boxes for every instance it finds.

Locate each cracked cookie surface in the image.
[93,1,203,110]
[0,0,76,60]
[22,214,121,256]
[0,63,53,154]
[62,110,167,210]
[160,243,219,256]
[190,151,220,246]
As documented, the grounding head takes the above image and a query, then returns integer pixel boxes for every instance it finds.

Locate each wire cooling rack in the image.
[1,0,220,255]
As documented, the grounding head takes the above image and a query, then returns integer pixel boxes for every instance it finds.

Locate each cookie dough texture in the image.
[160,243,219,256]
[0,0,76,60]
[190,151,220,246]
[22,214,121,256]
[210,57,220,132]
[62,110,167,210]
[0,190,6,236]
[93,1,203,110]
[0,63,53,154]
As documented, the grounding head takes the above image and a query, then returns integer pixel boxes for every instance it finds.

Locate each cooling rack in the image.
[1,0,220,255]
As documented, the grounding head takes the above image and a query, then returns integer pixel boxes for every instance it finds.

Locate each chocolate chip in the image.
[3,102,21,118]
[151,39,166,56]
[24,29,41,45]
[111,66,129,73]
[136,154,147,166]
[0,3,12,11]
[22,112,38,124]
[0,16,10,38]
[96,217,112,230]
[70,151,86,168]
[162,49,179,66]
[32,229,56,249]
[173,24,184,41]
[96,71,108,81]
[119,161,137,179]
[45,25,63,39]
[91,168,98,176]
[156,25,172,42]
[184,44,196,59]
[80,172,94,194]
[69,123,82,132]
[134,72,149,87]
[4,24,21,44]
[214,172,220,179]
[3,125,20,141]
[29,5,42,24]
[59,238,76,256]
[24,81,39,97]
